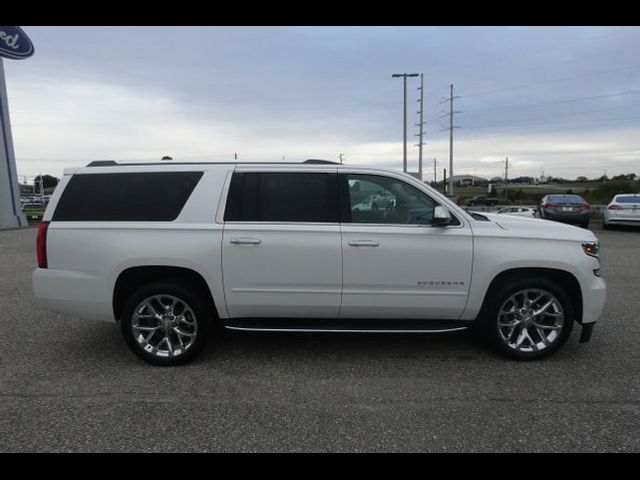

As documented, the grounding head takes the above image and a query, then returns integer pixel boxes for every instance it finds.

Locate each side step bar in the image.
[224,318,470,333]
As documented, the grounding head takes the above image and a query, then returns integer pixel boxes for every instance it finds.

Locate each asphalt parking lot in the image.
[0,223,639,452]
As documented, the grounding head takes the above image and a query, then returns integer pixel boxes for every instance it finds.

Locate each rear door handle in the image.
[348,240,380,247]
[230,237,262,245]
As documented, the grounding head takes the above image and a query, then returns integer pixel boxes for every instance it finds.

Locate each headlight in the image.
[582,241,599,258]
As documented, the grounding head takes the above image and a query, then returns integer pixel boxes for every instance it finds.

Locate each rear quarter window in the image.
[52,171,203,221]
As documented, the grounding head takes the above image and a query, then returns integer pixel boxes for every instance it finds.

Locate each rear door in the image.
[222,168,342,318]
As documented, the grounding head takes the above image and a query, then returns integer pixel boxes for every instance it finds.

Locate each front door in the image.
[339,172,473,319]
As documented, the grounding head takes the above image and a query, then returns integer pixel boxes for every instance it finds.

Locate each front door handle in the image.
[230,237,262,245]
[348,240,380,247]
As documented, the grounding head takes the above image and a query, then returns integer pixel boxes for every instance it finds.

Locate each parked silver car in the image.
[603,194,640,229]
[496,206,538,218]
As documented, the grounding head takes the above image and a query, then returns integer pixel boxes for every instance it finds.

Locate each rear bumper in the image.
[604,215,640,225]
[542,210,591,224]
[32,268,115,322]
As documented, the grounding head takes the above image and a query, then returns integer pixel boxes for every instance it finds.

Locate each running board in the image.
[223,318,470,333]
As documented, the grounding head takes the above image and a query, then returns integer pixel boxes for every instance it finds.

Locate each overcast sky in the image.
[4,26,640,181]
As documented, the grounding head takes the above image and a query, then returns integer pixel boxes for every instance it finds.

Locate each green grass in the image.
[452,181,637,205]
[22,209,45,225]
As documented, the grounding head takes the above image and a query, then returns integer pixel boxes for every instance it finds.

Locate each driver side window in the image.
[346,174,438,225]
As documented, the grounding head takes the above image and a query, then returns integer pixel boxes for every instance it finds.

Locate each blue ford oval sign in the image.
[0,26,34,60]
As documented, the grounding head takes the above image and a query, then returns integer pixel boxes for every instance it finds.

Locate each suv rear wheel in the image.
[120,281,212,366]
[483,276,574,360]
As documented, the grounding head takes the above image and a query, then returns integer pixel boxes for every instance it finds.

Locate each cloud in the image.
[4,26,640,181]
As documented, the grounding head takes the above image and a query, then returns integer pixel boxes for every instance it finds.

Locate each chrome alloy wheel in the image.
[131,294,198,358]
[497,288,564,353]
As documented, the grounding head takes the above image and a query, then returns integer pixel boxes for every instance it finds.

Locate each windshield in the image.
[547,195,585,204]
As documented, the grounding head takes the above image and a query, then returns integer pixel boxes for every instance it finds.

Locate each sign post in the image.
[0,26,34,230]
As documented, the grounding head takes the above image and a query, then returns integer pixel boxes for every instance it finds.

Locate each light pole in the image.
[392,73,419,173]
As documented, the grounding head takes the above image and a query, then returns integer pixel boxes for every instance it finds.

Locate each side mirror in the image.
[431,205,451,226]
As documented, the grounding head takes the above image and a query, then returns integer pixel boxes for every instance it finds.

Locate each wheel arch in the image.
[478,267,583,323]
[113,266,219,321]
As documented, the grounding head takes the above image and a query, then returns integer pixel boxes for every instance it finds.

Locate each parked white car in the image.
[496,206,538,218]
[32,160,606,365]
[603,193,640,229]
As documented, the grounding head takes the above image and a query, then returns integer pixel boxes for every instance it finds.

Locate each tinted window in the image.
[345,174,439,225]
[224,172,338,223]
[53,172,203,221]
[547,195,585,204]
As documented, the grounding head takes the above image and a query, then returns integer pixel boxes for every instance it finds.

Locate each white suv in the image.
[32,160,606,365]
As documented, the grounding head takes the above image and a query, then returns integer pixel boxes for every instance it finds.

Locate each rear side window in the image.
[52,172,203,221]
[224,172,338,223]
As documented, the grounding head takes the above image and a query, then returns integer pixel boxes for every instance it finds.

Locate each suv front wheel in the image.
[120,281,212,366]
[483,276,574,360]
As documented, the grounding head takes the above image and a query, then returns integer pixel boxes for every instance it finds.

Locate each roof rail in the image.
[86,160,118,167]
[84,159,339,167]
[303,159,338,165]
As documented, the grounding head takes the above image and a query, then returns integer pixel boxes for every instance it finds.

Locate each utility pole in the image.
[234,153,238,160]
[414,73,426,181]
[448,84,461,196]
[338,153,344,164]
[439,84,461,196]
[392,73,419,173]
[504,157,509,201]
[443,168,447,194]
[433,158,438,185]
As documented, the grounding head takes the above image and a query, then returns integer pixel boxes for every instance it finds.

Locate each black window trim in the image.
[223,171,340,224]
[52,171,204,222]
[338,172,463,228]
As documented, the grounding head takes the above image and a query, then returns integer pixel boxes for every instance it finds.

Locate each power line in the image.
[461,89,640,115]
[458,116,640,140]
[462,64,640,98]
[462,114,640,130]
[462,99,640,124]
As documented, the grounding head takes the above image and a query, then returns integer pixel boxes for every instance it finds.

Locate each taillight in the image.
[579,204,591,210]
[36,221,49,268]
[542,203,558,209]
[608,204,623,210]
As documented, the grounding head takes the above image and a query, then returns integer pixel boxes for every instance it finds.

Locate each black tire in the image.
[581,221,590,229]
[481,275,574,360]
[603,222,611,230]
[120,280,213,366]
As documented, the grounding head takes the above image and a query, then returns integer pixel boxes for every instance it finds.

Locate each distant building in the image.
[435,174,488,187]
[451,174,488,186]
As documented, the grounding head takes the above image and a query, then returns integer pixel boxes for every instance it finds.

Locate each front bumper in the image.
[580,274,606,325]
[579,322,595,343]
